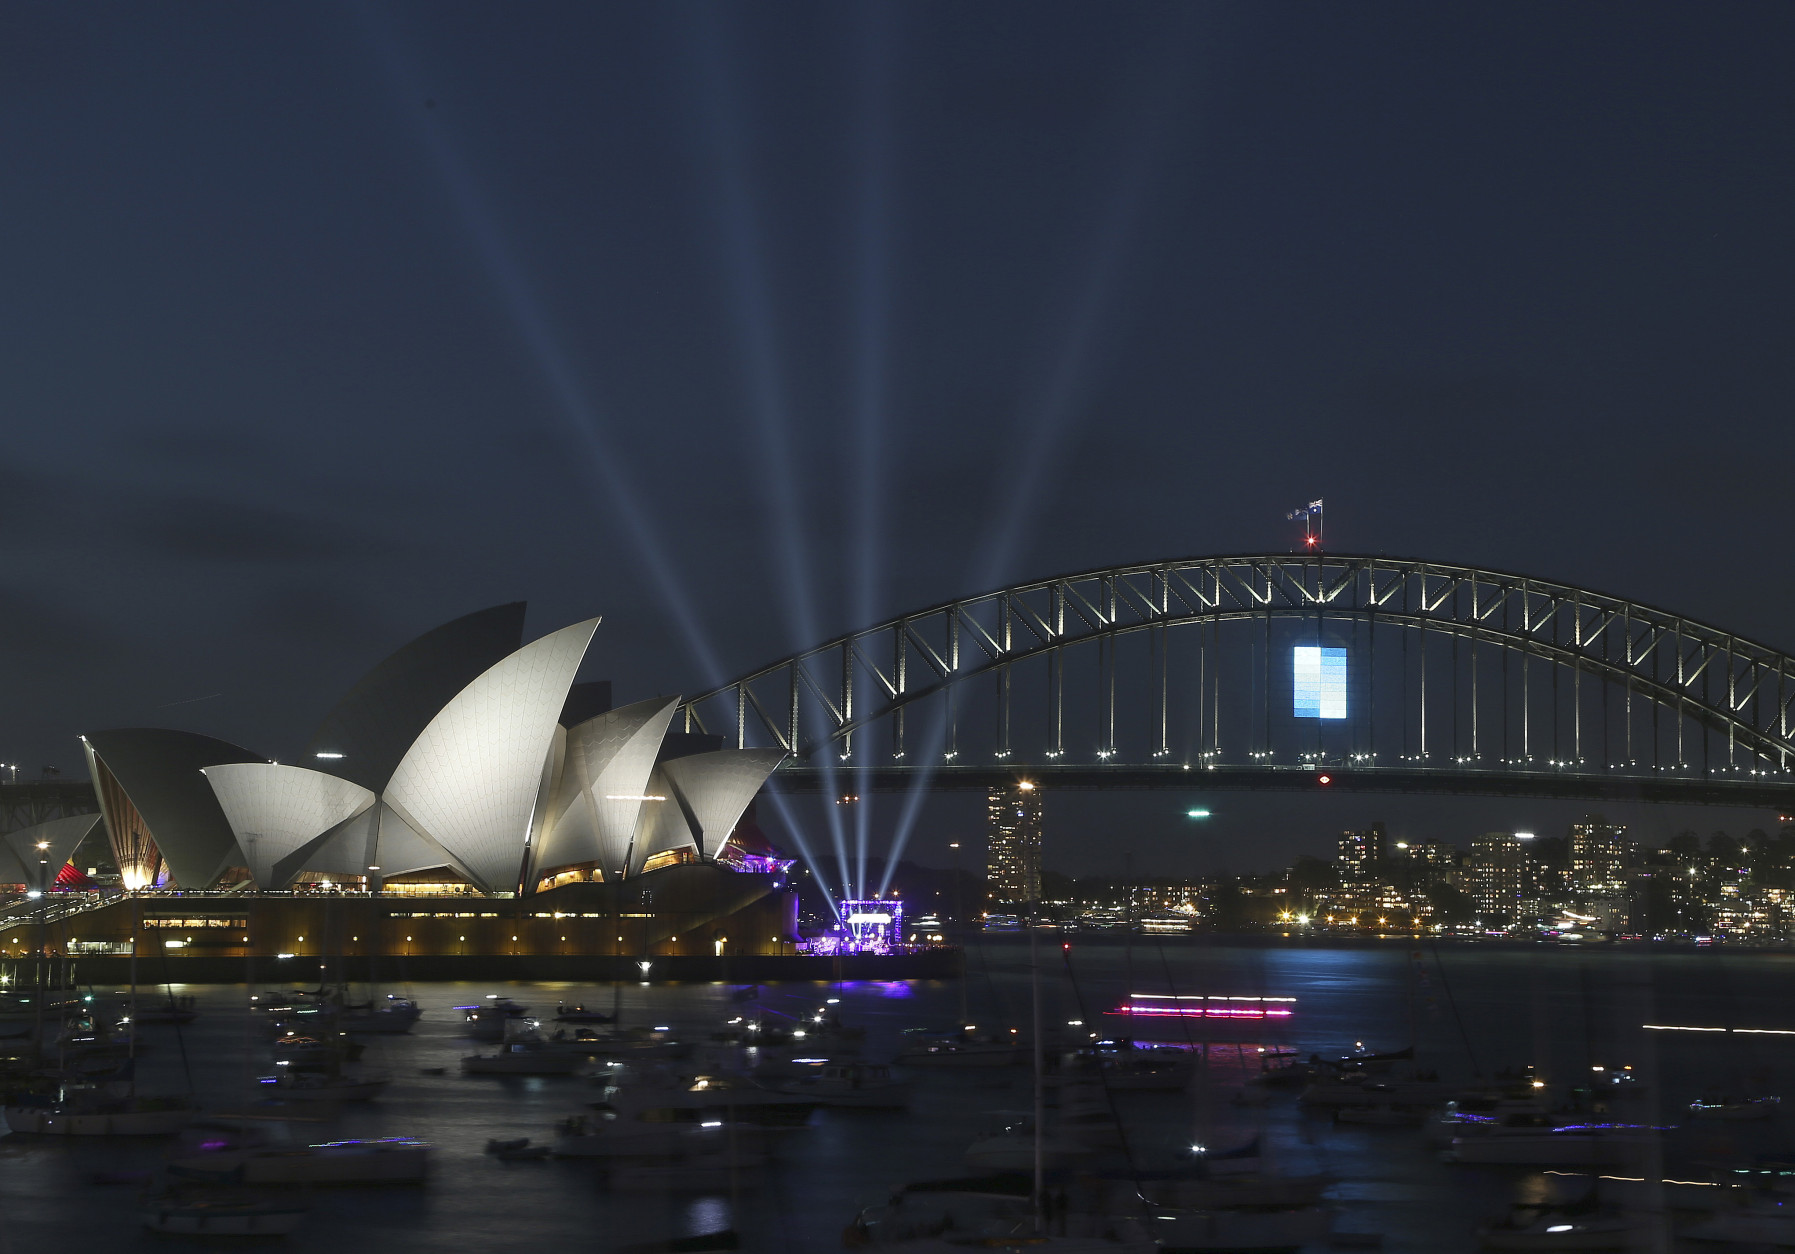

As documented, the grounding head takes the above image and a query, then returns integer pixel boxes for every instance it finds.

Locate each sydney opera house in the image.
[6,606,814,974]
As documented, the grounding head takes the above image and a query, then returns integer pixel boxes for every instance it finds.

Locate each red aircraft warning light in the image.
[1317,774,1332,785]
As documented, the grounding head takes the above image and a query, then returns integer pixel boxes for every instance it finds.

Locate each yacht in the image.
[4,1091,193,1135]
[462,1026,586,1075]
[461,996,530,1041]
[897,1027,1024,1068]
[341,995,422,1035]
[767,1060,912,1108]
[554,1003,615,1024]
[169,1124,431,1185]
[1689,1094,1781,1121]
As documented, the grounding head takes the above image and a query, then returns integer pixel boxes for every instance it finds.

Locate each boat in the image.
[461,996,530,1041]
[140,1191,309,1236]
[1100,1165,1328,1211]
[1684,1199,1795,1246]
[1444,1127,1657,1166]
[1138,1207,1333,1251]
[1336,1103,1427,1126]
[3,1092,193,1135]
[1587,1065,1645,1097]
[545,1026,622,1056]
[963,1116,1093,1172]
[462,1026,586,1076]
[259,1071,389,1102]
[1689,1094,1780,1121]
[555,1003,615,1024]
[170,1134,432,1184]
[766,1060,912,1109]
[1096,1048,1193,1092]
[341,995,422,1035]
[554,1112,761,1159]
[846,1177,1156,1251]
[897,1027,1023,1069]
[612,1072,819,1127]
[269,1034,340,1068]
[1475,1208,1637,1250]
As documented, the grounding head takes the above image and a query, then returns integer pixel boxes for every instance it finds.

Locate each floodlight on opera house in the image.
[74,605,787,895]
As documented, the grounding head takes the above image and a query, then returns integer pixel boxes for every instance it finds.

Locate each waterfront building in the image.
[1569,815,1629,892]
[0,606,810,964]
[986,780,1042,903]
[1336,823,1387,880]
[1469,831,1528,920]
[73,606,787,897]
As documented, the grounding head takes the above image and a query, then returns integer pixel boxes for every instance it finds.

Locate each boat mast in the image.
[1030,921,1045,1232]
[129,895,139,1098]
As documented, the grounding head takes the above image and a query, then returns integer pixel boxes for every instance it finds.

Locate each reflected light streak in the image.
[850,0,897,909]
[351,6,726,685]
[684,8,851,891]
[762,783,838,922]
[879,14,1200,886]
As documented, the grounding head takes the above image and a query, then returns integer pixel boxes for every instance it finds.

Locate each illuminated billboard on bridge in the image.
[1293,646,1347,719]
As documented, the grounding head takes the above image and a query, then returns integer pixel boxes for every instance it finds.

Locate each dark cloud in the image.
[122,496,376,564]
[0,581,108,658]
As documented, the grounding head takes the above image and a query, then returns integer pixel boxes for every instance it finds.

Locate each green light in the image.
[1186,809,1211,819]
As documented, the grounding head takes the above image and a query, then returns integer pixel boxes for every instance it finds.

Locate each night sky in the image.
[6,3,1793,877]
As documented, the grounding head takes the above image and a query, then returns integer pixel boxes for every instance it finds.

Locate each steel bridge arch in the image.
[678,553,1795,789]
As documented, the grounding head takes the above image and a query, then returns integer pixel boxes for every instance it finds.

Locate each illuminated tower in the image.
[1469,831,1527,919]
[1569,815,1629,892]
[986,780,1042,904]
[1336,822,1387,881]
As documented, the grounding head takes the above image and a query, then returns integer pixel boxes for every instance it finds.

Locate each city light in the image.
[1186,808,1211,819]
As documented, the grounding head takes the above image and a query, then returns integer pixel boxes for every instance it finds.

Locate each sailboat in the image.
[3,897,194,1135]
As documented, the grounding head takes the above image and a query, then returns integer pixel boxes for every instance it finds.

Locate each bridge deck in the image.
[773,764,1795,807]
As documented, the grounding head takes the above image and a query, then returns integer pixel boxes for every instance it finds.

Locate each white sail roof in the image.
[659,748,787,859]
[384,618,599,892]
[534,695,679,880]
[625,766,694,876]
[0,813,103,890]
[202,763,377,889]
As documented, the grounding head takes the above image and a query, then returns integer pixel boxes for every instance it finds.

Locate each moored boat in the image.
[897,1027,1023,1069]
[3,1092,193,1136]
[170,1134,432,1185]
[1689,1094,1780,1121]
[766,1060,911,1109]
[341,995,422,1035]
[141,1191,309,1236]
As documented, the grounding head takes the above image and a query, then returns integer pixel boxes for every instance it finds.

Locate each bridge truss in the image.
[679,554,1795,805]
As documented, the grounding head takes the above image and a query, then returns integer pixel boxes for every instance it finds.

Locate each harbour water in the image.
[6,937,1795,1251]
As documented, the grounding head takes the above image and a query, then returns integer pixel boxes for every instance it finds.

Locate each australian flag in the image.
[1286,499,1323,521]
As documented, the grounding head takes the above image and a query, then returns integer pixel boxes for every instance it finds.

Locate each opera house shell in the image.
[79,606,785,896]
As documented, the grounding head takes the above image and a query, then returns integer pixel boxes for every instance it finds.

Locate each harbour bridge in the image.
[679,553,1795,808]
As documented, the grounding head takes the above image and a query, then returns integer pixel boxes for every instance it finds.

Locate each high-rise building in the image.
[1396,838,1463,886]
[1337,823,1387,881]
[1469,831,1528,919]
[1569,815,1629,891]
[986,780,1043,903]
